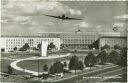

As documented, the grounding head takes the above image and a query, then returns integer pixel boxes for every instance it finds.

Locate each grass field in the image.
[17,54,75,72]
[1,52,88,75]
[1,52,38,75]
[15,53,87,74]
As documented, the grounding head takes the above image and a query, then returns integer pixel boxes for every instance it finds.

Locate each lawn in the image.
[16,53,87,74]
[1,52,39,75]
[1,52,88,76]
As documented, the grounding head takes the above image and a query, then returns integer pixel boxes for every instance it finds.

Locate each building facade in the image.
[1,36,61,52]
[99,36,127,49]
[38,30,98,49]
[38,31,123,49]
[1,30,126,52]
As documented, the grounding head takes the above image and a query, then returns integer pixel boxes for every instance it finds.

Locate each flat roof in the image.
[1,35,60,38]
[100,36,127,38]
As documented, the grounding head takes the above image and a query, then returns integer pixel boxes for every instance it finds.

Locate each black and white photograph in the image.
[0,0,127,83]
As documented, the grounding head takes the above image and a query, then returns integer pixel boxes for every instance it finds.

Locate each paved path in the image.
[51,64,119,82]
[10,53,71,76]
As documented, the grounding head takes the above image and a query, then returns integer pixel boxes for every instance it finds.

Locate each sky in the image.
[1,1,128,36]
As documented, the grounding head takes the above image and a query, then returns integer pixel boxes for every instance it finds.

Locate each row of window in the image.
[63,40,94,43]
[105,40,125,44]
[62,35,97,38]
[5,38,56,41]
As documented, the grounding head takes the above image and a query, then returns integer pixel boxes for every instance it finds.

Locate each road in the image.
[51,65,126,83]
[80,67,125,82]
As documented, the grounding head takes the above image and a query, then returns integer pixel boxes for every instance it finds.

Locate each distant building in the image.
[38,31,123,49]
[98,32,121,37]
[99,36,127,49]
[1,30,126,52]
[60,31,98,49]
[1,36,61,52]
[38,30,98,49]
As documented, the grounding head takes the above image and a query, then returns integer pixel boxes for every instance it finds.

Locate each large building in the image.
[98,32,121,37]
[38,30,98,49]
[1,30,127,52]
[1,36,61,52]
[38,31,123,49]
[61,31,98,49]
[99,36,127,49]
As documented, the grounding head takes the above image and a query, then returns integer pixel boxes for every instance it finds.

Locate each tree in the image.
[101,44,110,50]
[19,43,30,51]
[19,47,26,51]
[1,48,5,52]
[120,47,127,66]
[43,64,48,72]
[23,43,30,50]
[7,65,13,74]
[13,47,17,51]
[53,61,63,73]
[77,61,84,72]
[97,50,107,65]
[60,44,64,49]
[89,39,99,49]
[32,47,38,50]
[68,55,79,74]
[37,43,41,50]
[114,44,121,50]
[69,55,79,70]
[109,50,121,64]
[47,42,56,50]
[49,61,64,74]
[42,74,49,79]
[49,65,55,74]
[63,62,67,67]
[84,52,97,67]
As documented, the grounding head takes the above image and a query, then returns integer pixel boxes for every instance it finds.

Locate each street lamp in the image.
[37,59,40,80]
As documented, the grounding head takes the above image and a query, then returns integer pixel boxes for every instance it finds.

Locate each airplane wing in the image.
[43,14,59,19]
[66,17,83,20]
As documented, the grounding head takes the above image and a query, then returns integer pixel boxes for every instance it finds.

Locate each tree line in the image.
[8,44,126,79]
[48,44,127,76]
[13,42,56,51]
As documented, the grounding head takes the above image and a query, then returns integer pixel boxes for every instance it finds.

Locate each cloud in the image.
[74,22,90,28]
[31,21,39,26]
[78,22,89,28]
[2,1,82,25]
[3,1,82,16]
[96,25,102,28]
[44,22,54,26]
[1,1,82,35]
[113,22,124,28]
[14,16,30,23]
[68,9,82,15]
[114,14,128,20]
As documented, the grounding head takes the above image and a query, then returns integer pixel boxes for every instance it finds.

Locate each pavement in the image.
[50,65,123,83]
[10,53,71,76]
[81,67,124,82]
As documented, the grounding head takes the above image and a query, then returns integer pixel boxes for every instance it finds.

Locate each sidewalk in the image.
[10,53,71,76]
[50,64,117,82]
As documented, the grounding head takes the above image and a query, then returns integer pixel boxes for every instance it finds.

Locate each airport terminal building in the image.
[1,30,127,52]
[38,30,98,49]
[38,31,126,49]
[99,36,127,49]
[1,36,61,52]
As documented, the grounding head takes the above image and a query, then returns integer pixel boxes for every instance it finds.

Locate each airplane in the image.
[43,14,83,20]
